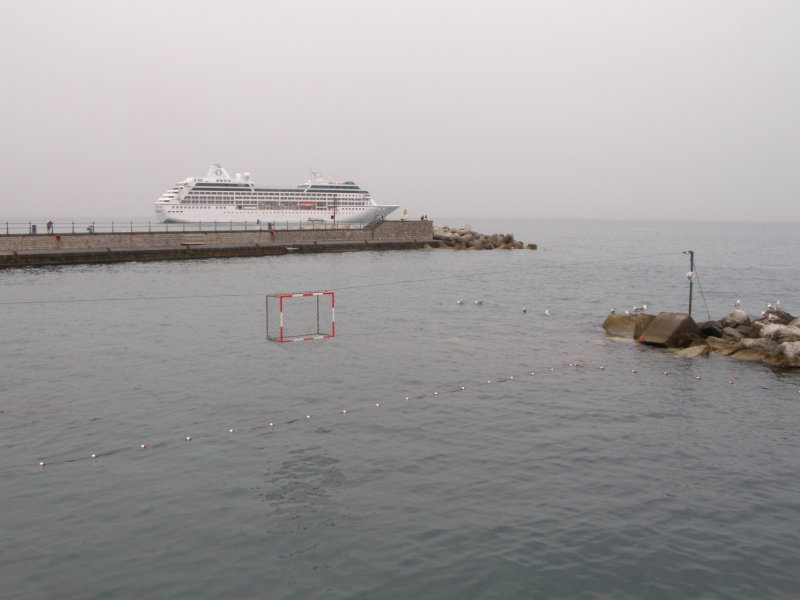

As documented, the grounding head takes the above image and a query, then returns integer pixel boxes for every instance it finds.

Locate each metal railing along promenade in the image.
[2,220,376,236]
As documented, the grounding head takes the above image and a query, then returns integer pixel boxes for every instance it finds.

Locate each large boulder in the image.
[730,339,777,363]
[776,341,800,367]
[720,309,750,328]
[748,321,767,338]
[706,336,739,356]
[722,327,746,340]
[760,324,800,343]
[761,309,794,325]
[699,320,724,337]
[639,312,701,348]
[674,345,711,358]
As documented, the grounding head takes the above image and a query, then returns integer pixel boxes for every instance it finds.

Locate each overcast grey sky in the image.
[2,0,798,221]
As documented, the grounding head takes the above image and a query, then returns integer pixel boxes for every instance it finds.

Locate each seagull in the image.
[522,307,527,314]
[544,309,550,316]
[610,308,615,314]
[456,300,464,304]
[474,300,484,305]
[767,302,775,310]
[735,299,741,308]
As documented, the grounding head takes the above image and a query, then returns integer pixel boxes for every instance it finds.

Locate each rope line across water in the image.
[33,360,781,470]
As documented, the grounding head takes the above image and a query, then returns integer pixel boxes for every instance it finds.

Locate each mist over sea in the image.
[2,219,799,600]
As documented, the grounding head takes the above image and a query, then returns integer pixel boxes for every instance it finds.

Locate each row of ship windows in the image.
[167,208,361,213]
[170,206,361,210]
[189,192,364,198]
[181,200,366,206]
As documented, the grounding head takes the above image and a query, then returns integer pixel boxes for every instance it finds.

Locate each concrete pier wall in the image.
[0,221,435,268]
[0,221,432,252]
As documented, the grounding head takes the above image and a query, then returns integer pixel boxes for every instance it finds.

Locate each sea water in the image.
[1,219,799,599]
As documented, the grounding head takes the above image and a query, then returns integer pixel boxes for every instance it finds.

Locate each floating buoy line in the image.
[32,359,793,470]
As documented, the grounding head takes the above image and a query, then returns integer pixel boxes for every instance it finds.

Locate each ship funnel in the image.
[206,164,231,181]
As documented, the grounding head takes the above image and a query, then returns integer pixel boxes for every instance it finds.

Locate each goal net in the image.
[266,291,335,343]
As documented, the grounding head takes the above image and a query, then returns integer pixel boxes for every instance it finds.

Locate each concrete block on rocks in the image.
[602,313,637,335]
[632,314,657,339]
[639,312,701,348]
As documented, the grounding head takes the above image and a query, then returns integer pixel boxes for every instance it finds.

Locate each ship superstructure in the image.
[155,164,398,224]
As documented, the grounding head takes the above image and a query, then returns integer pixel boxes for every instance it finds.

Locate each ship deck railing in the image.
[0,220,378,236]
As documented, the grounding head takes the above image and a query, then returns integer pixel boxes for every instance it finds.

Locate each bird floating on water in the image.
[456,300,464,304]
[522,307,527,314]
[474,300,484,305]
[544,309,551,316]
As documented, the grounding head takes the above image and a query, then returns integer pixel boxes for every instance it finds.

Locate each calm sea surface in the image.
[2,219,799,599]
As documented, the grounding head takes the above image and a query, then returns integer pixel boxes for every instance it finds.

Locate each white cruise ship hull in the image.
[155,203,398,224]
[154,164,399,225]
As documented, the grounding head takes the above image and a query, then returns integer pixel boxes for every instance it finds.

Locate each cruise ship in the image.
[155,164,399,224]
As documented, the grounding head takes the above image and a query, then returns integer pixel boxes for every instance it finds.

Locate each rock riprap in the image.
[433,225,537,250]
[602,307,800,368]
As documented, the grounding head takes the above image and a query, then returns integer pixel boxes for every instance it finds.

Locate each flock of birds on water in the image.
[456,299,785,319]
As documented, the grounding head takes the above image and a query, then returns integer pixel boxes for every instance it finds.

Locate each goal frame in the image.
[265,291,335,343]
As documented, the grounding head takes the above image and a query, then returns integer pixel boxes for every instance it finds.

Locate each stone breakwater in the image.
[432,225,537,250]
[687,307,800,368]
[603,307,800,368]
